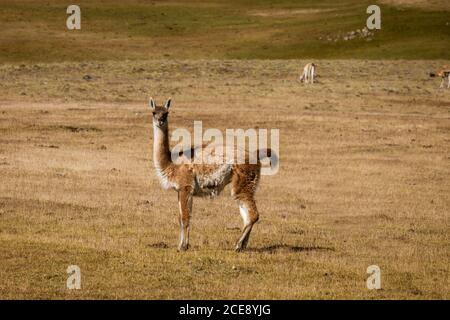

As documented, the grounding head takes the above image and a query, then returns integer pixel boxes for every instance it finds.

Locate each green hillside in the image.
[0,0,448,62]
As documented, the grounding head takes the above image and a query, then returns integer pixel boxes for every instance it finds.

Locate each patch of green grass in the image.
[230,3,450,59]
[0,0,448,62]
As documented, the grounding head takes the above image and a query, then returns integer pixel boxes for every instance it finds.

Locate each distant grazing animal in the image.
[300,62,317,84]
[149,98,276,251]
[437,66,450,89]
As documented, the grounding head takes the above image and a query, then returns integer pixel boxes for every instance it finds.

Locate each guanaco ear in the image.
[164,98,171,110]
[149,97,156,110]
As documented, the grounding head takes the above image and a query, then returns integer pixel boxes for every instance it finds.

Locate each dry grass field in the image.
[0,59,449,299]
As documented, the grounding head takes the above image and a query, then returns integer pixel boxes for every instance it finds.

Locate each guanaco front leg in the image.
[177,186,193,251]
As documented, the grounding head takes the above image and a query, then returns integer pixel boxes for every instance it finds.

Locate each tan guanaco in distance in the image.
[149,98,276,251]
[437,65,450,89]
[299,62,317,84]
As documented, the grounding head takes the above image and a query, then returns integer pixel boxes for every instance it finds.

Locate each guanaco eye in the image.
[152,112,156,116]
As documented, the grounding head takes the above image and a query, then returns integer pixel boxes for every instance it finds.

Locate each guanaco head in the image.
[149,97,171,128]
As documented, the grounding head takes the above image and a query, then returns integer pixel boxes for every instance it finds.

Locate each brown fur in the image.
[149,98,271,251]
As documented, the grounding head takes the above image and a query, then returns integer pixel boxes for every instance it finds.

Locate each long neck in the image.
[153,123,172,170]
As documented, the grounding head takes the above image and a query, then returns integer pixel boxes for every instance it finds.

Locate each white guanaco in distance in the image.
[299,62,317,84]
[149,98,275,252]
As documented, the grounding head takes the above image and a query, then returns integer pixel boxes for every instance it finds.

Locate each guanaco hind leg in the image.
[235,199,259,251]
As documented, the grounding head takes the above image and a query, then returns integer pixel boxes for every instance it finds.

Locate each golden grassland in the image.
[0,59,449,299]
